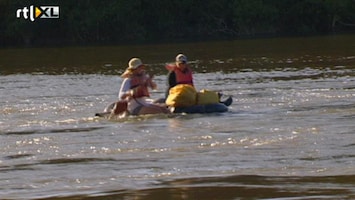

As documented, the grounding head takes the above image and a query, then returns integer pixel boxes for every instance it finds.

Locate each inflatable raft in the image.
[95,96,232,118]
[171,102,229,114]
[165,84,232,114]
[170,94,232,114]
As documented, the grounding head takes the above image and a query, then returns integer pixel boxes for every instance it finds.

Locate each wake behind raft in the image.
[95,84,232,118]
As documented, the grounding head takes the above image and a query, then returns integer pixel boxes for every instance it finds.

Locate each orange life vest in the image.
[174,66,193,85]
[130,76,150,98]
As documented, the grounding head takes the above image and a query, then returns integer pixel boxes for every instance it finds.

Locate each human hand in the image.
[121,90,133,100]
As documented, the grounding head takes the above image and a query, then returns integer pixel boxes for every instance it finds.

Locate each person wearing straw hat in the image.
[117,58,169,115]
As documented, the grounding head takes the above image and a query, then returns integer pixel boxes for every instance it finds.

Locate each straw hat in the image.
[121,58,145,78]
[128,58,144,70]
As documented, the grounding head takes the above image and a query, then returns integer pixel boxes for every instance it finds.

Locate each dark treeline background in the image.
[0,0,354,47]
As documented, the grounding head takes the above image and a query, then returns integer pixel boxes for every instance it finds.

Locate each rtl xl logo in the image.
[16,5,59,21]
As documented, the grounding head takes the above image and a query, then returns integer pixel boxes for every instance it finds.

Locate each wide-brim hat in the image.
[121,58,145,78]
[128,58,144,70]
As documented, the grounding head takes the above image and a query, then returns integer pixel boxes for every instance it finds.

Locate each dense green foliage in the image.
[1,0,354,47]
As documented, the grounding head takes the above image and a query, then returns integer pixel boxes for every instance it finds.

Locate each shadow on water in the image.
[34,175,355,200]
[0,157,118,173]
[1,127,105,136]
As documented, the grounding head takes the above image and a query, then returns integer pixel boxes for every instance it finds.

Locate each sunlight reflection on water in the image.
[1,35,355,199]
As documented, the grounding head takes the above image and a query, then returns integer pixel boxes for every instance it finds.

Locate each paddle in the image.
[95,102,115,117]
[95,74,149,118]
[94,100,128,117]
[112,100,128,114]
[95,72,154,117]
[112,72,156,114]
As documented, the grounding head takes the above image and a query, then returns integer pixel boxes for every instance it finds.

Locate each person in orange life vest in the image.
[118,58,169,115]
[164,54,233,106]
[165,54,194,97]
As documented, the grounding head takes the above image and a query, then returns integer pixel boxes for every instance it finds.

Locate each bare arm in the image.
[165,63,176,71]
[147,75,157,90]
[118,78,132,100]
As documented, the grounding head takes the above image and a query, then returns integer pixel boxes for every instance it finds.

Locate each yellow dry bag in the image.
[166,84,197,107]
[197,89,219,105]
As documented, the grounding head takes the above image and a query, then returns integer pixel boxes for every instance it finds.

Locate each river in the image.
[1,34,355,199]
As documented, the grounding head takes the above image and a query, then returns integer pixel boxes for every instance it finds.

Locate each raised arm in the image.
[165,63,176,71]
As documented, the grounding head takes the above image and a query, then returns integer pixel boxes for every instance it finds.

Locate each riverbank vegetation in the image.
[1,0,354,47]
